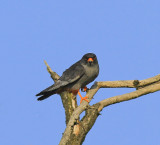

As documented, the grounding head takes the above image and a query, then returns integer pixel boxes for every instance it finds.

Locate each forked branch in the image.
[43,60,160,145]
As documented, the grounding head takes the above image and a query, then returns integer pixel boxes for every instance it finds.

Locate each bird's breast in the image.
[80,64,99,87]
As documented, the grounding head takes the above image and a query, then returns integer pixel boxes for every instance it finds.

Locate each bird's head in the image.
[81,53,98,66]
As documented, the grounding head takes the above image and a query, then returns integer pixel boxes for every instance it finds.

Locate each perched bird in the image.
[36,53,99,103]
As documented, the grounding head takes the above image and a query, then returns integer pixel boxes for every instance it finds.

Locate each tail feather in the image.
[37,93,52,101]
[36,84,58,101]
[36,80,69,101]
[36,80,68,96]
[36,81,65,100]
[36,84,58,96]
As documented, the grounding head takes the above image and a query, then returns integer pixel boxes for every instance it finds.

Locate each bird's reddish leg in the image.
[78,91,89,104]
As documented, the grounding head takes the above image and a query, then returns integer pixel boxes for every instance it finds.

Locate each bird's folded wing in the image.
[59,61,85,82]
[36,62,85,96]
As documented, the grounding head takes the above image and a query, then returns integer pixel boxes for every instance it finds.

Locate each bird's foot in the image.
[81,86,88,92]
[80,96,89,104]
[78,91,89,104]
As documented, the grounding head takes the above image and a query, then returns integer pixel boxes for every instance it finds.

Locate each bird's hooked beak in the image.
[87,57,93,65]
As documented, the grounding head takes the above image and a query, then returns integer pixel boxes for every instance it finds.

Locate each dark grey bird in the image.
[36,53,99,103]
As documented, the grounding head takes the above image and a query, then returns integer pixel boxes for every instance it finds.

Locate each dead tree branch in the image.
[43,61,160,145]
[44,60,78,125]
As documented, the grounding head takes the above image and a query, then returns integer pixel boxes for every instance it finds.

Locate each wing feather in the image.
[36,61,84,100]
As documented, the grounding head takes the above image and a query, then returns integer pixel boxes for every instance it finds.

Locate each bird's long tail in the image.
[36,92,54,101]
[36,80,70,101]
[36,84,59,101]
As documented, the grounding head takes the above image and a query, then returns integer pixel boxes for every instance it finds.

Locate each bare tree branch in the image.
[43,60,160,145]
[44,60,60,82]
[59,74,160,144]
[97,82,160,112]
[97,74,160,89]
[44,60,78,125]
[59,83,99,145]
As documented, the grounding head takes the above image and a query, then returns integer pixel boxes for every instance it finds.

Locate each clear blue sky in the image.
[0,0,160,145]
